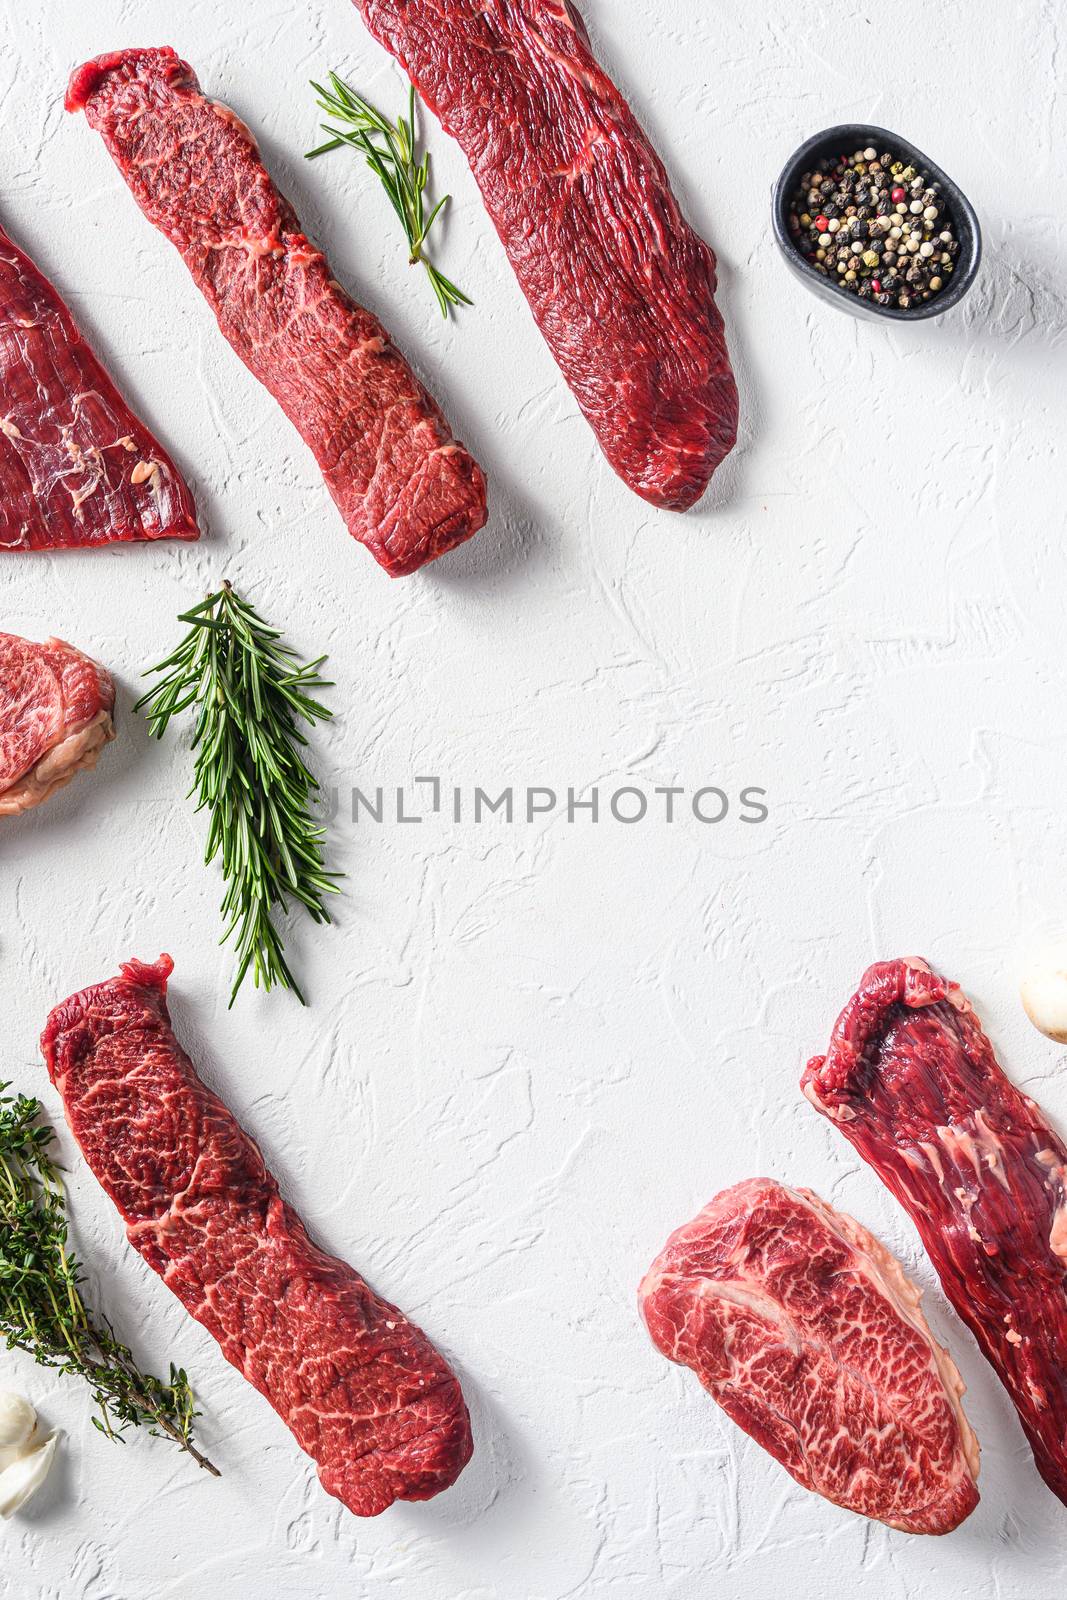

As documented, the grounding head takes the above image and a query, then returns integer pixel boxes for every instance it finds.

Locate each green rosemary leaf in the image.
[134,583,341,1007]
[306,70,471,318]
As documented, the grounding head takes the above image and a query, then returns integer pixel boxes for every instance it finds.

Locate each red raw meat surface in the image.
[352,0,738,509]
[640,1178,980,1533]
[803,958,1067,1508]
[0,634,116,815]
[41,956,474,1515]
[68,48,487,577]
[0,220,198,549]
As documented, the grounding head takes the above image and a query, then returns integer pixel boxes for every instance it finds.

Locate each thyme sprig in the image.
[306,72,471,318]
[0,1086,217,1474]
[135,583,340,1007]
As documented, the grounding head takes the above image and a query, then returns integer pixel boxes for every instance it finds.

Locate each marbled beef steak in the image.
[0,219,198,549]
[68,48,487,577]
[805,958,1067,1508]
[640,1178,980,1533]
[42,956,474,1515]
[351,0,738,508]
[0,634,115,815]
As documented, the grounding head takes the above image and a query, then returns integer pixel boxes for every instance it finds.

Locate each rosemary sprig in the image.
[306,72,471,319]
[0,1085,217,1474]
[135,583,341,1007]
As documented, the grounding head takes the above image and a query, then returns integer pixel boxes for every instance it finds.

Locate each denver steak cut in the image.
[351,0,738,509]
[67,48,487,577]
[804,958,1067,1508]
[0,219,197,549]
[41,956,473,1514]
[0,634,116,815]
[640,1178,979,1533]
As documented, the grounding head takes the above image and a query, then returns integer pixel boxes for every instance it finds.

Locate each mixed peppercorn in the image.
[787,146,960,310]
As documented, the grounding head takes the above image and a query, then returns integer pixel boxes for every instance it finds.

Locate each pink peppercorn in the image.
[891,186,906,203]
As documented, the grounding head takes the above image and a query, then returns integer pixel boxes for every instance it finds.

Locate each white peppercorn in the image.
[786,144,960,309]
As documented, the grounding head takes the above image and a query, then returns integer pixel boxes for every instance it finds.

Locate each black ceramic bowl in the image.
[772,124,982,321]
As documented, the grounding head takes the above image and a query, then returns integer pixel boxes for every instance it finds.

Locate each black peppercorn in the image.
[787,145,959,310]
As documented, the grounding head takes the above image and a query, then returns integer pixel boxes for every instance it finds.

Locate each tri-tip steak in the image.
[0,219,198,549]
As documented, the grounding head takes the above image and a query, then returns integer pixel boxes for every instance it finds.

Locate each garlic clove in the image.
[0,1393,36,1451]
[0,1433,57,1518]
[1020,944,1067,1043]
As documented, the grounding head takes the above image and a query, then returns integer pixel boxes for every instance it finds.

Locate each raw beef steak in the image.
[41,956,473,1515]
[804,958,1067,1509]
[0,634,115,815]
[67,48,487,578]
[351,0,738,509]
[0,220,198,549]
[640,1178,979,1533]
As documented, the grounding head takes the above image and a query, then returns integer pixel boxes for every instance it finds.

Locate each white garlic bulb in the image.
[1020,944,1067,1043]
[0,1434,58,1519]
[0,1393,36,1451]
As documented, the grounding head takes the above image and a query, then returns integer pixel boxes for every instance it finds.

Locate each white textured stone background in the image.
[2,1,1066,1595]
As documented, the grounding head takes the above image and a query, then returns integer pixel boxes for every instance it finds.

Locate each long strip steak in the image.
[41,956,473,1514]
[67,48,487,577]
[640,1178,980,1534]
[803,958,1067,1508]
[351,0,738,509]
[0,634,115,815]
[0,220,197,549]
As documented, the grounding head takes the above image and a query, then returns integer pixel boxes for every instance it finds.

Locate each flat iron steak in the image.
[41,956,474,1515]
